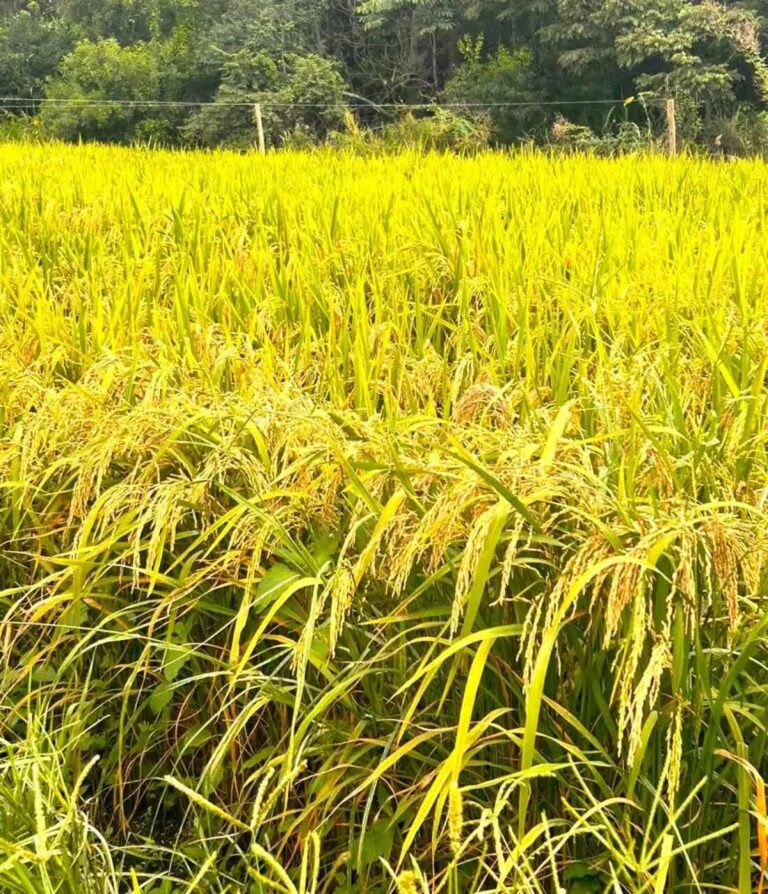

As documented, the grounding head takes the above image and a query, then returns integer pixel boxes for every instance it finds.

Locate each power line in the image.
[0,95,657,110]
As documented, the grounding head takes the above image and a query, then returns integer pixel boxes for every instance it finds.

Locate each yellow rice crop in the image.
[0,143,767,892]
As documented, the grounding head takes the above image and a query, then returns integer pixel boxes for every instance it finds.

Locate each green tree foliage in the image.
[183,50,347,148]
[41,38,161,141]
[546,0,768,138]
[552,0,767,103]
[0,4,74,99]
[358,0,461,92]
[54,0,199,42]
[444,39,543,142]
[3,0,768,147]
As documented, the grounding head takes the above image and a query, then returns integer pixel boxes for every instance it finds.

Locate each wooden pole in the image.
[254,103,266,155]
[666,98,677,156]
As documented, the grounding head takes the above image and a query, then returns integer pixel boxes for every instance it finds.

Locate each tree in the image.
[41,38,161,142]
[207,0,332,58]
[183,50,348,148]
[54,0,201,43]
[357,0,464,97]
[0,0,766,149]
[444,39,544,142]
[548,0,768,131]
[0,6,74,99]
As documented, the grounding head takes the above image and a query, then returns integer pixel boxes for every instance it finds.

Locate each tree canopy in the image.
[2,0,768,148]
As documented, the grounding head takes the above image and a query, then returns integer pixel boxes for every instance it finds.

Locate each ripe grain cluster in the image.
[1,145,767,893]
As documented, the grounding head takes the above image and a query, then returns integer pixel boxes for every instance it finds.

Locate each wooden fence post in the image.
[254,103,266,155]
[666,98,677,156]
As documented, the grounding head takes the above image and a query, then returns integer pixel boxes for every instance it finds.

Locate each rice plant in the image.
[0,144,767,892]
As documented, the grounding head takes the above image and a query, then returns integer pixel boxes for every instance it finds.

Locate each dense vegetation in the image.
[1,144,767,892]
[3,0,768,150]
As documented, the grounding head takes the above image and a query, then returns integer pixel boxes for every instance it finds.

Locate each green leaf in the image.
[163,642,189,683]
[149,682,174,714]
[357,817,394,867]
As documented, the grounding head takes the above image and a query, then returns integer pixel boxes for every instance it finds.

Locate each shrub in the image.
[41,39,162,143]
[444,42,544,144]
[703,105,768,157]
[0,110,44,143]
[328,107,491,154]
[183,51,348,150]
[549,114,652,155]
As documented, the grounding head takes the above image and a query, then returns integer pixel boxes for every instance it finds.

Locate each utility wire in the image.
[0,96,657,110]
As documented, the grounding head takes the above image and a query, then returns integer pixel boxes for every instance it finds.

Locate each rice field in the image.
[1,143,767,893]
